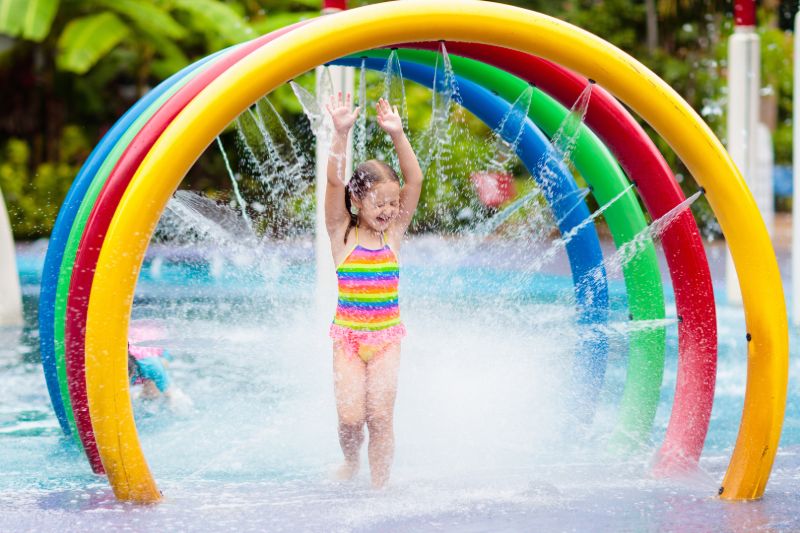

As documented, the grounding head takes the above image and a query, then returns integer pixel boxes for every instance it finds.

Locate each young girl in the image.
[324,92,423,488]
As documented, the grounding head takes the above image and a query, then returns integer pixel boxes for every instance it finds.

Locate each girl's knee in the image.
[339,412,366,427]
[338,402,366,426]
[339,421,365,435]
[366,411,393,433]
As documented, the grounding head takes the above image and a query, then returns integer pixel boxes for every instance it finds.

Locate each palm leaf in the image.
[172,0,255,44]
[56,11,130,74]
[144,30,190,79]
[99,0,186,40]
[0,0,59,42]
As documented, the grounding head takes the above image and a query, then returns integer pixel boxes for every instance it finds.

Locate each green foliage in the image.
[759,21,793,165]
[0,0,59,42]
[101,0,186,41]
[249,11,317,35]
[0,127,87,238]
[56,12,130,73]
[172,0,256,45]
[0,0,795,238]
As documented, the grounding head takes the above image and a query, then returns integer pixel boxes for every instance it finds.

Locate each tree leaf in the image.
[172,0,255,44]
[99,0,186,40]
[56,12,130,74]
[0,0,59,42]
[142,30,189,79]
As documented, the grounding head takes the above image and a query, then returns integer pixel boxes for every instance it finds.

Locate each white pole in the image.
[756,122,774,236]
[792,9,800,324]
[725,25,761,304]
[0,186,23,326]
[314,65,354,314]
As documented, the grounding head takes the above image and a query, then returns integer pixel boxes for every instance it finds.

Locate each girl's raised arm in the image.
[325,92,360,238]
[376,98,423,236]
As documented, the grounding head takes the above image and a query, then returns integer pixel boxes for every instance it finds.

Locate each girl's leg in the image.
[333,341,367,480]
[365,342,401,488]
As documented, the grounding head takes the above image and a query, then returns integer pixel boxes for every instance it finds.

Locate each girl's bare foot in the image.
[334,460,359,481]
[371,470,389,489]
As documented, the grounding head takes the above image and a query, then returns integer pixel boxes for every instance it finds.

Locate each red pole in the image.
[734,0,756,26]
[323,0,347,12]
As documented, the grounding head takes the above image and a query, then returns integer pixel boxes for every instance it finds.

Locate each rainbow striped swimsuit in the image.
[330,228,406,361]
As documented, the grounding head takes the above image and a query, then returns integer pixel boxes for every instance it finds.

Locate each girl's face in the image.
[354,180,401,232]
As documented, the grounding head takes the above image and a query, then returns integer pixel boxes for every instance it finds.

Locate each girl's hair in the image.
[344,160,400,243]
[128,352,139,379]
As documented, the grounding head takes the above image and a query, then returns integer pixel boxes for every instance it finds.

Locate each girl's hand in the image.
[325,92,360,134]
[376,98,403,137]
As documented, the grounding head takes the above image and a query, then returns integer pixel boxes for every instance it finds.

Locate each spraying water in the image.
[531,81,594,200]
[216,136,254,233]
[420,42,461,177]
[232,96,315,237]
[6,68,800,530]
[354,58,368,164]
[474,82,594,244]
[603,189,705,278]
[382,49,408,131]
[378,50,409,170]
[290,81,326,136]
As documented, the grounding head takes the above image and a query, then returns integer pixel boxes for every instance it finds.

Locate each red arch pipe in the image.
[409,42,716,471]
[66,28,715,473]
[64,24,303,474]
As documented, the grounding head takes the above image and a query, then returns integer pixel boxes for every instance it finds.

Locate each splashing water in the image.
[550,82,593,161]
[378,50,409,170]
[421,43,461,175]
[554,187,593,227]
[450,85,540,248]
[290,81,325,136]
[476,83,593,245]
[532,82,593,198]
[354,58,368,164]
[414,43,474,229]
[514,184,636,276]
[7,56,800,530]
[160,190,254,246]
[261,98,308,173]
[575,189,705,299]
[215,136,254,233]
[382,50,408,131]
[230,97,314,237]
[486,86,534,175]
[561,184,635,244]
[602,189,704,278]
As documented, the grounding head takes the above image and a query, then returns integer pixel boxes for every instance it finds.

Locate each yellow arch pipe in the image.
[85,0,787,502]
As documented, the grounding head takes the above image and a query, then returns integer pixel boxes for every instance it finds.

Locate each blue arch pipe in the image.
[38,51,224,436]
[332,56,610,376]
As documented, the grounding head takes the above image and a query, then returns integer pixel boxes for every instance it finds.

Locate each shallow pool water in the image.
[2,236,799,532]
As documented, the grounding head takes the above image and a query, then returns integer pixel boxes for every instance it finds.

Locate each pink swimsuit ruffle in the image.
[329,323,407,362]
[128,345,163,360]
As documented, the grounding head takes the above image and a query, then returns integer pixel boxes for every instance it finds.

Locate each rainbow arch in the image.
[37,0,785,503]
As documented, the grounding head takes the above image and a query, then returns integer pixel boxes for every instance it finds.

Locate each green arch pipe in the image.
[352,48,666,446]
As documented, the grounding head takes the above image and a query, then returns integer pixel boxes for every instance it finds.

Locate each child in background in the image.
[324,93,423,488]
[128,322,194,415]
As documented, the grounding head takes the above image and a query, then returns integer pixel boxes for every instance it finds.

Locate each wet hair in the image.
[128,354,139,380]
[127,342,140,379]
[344,160,400,243]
